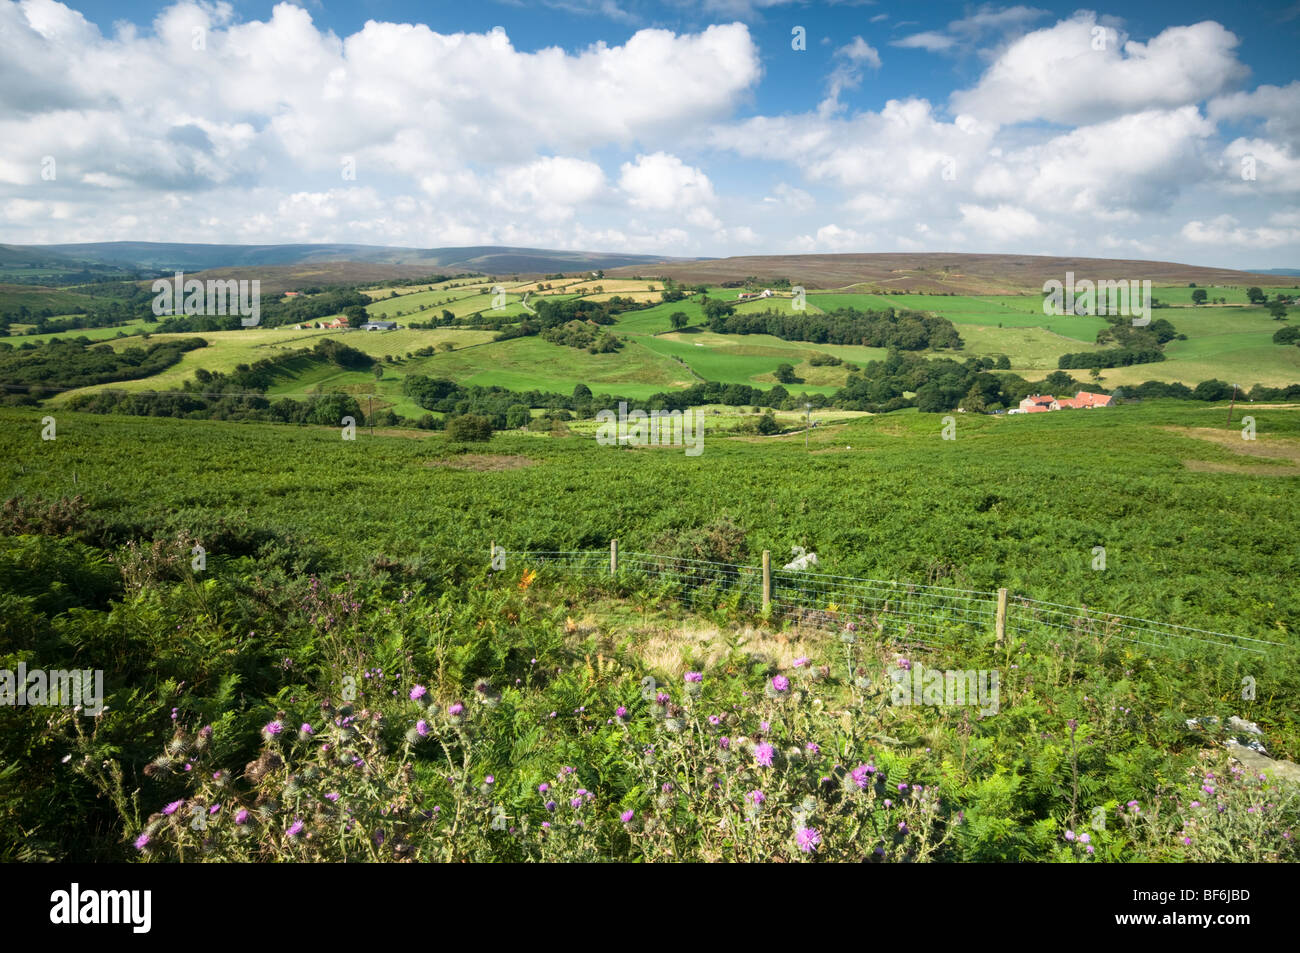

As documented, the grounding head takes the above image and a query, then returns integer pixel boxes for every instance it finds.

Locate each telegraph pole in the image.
[1226,383,1237,427]
[805,402,812,451]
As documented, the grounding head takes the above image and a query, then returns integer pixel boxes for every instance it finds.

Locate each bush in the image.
[445,414,494,442]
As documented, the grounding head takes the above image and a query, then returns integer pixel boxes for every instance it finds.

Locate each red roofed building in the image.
[1019,391,1114,413]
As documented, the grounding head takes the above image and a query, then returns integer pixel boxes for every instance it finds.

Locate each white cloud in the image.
[619,152,718,216]
[1182,215,1300,247]
[793,223,873,251]
[950,14,1248,125]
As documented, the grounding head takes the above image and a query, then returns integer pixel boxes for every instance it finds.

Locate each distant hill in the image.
[1253,268,1300,276]
[6,242,690,276]
[608,253,1300,293]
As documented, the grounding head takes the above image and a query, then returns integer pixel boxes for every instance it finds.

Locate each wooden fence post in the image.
[995,587,1008,647]
[610,539,618,576]
[490,540,494,568]
[762,550,771,612]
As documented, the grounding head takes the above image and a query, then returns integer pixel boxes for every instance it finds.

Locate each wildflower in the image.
[410,685,427,702]
[475,680,492,695]
[684,672,703,683]
[1086,845,1094,855]
[209,804,220,815]
[708,714,722,726]
[793,657,809,668]
[485,775,495,785]
[541,821,551,829]
[806,742,820,754]
[1079,833,1091,844]
[416,720,429,737]
[1127,800,1140,813]
[538,783,550,794]
[772,675,790,692]
[235,809,250,825]
[616,706,628,720]
[162,800,183,816]
[620,810,635,824]
[746,790,765,807]
[755,742,775,767]
[851,763,874,789]
[263,720,283,737]
[796,827,822,853]
[448,702,464,716]
[898,783,908,792]
[898,821,908,833]
[1183,837,1192,846]
[760,720,770,733]
[286,819,304,838]
[570,798,583,810]
[545,801,557,812]
[134,833,150,851]
[897,658,911,671]
[719,737,730,750]
[883,799,893,808]
[656,692,669,706]
[325,793,340,802]
[1190,801,1201,808]
[299,723,314,739]
[1065,830,1076,842]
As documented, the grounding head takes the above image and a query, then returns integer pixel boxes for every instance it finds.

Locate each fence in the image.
[494,541,1289,660]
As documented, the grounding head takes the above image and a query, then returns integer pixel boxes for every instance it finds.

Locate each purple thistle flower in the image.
[538,783,550,794]
[746,789,765,807]
[263,720,283,736]
[1086,845,1094,855]
[897,658,911,671]
[772,675,790,692]
[806,742,820,754]
[570,797,583,810]
[1079,833,1091,844]
[684,672,703,683]
[545,800,557,812]
[325,792,340,802]
[708,714,721,726]
[793,657,809,668]
[286,819,304,838]
[235,809,250,825]
[760,720,770,733]
[1183,836,1192,846]
[209,804,220,815]
[851,763,874,789]
[134,833,150,851]
[615,706,628,719]
[1065,830,1076,842]
[620,809,635,824]
[162,800,183,816]
[448,702,464,716]
[416,720,429,736]
[719,736,730,750]
[796,827,822,853]
[409,685,427,702]
[754,742,775,767]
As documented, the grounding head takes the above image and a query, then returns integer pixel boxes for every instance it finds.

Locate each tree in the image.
[774,363,798,384]
[994,354,1011,370]
[755,411,779,435]
[1247,286,1267,305]
[1268,300,1288,321]
[343,305,369,327]
[445,414,493,442]
[506,404,531,429]
[958,382,986,414]
[670,311,688,330]
[1191,289,1208,305]
[572,383,592,400]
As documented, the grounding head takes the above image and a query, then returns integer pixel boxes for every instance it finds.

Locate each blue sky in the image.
[3,0,1299,267]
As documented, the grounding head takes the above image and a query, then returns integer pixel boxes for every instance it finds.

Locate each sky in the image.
[2,0,1299,268]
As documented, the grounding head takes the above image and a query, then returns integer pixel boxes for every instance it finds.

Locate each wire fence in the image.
[505,546,1291,660]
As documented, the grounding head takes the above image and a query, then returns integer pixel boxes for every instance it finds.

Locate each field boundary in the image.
[500,543,1289,659]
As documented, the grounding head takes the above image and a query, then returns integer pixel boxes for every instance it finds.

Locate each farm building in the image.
[1017,391,1114,413]
[361,321,398,331]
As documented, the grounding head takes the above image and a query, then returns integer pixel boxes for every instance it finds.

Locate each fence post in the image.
[610,539,618,576]
[490,540,495,569]
[762,550,771,612]
[995,587,1007,647]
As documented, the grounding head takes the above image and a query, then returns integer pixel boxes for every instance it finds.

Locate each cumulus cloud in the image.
[950,14,1249,125]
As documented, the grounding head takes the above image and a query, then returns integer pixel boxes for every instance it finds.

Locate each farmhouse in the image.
[1016,391,1114,413]
[736,289,774,301]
